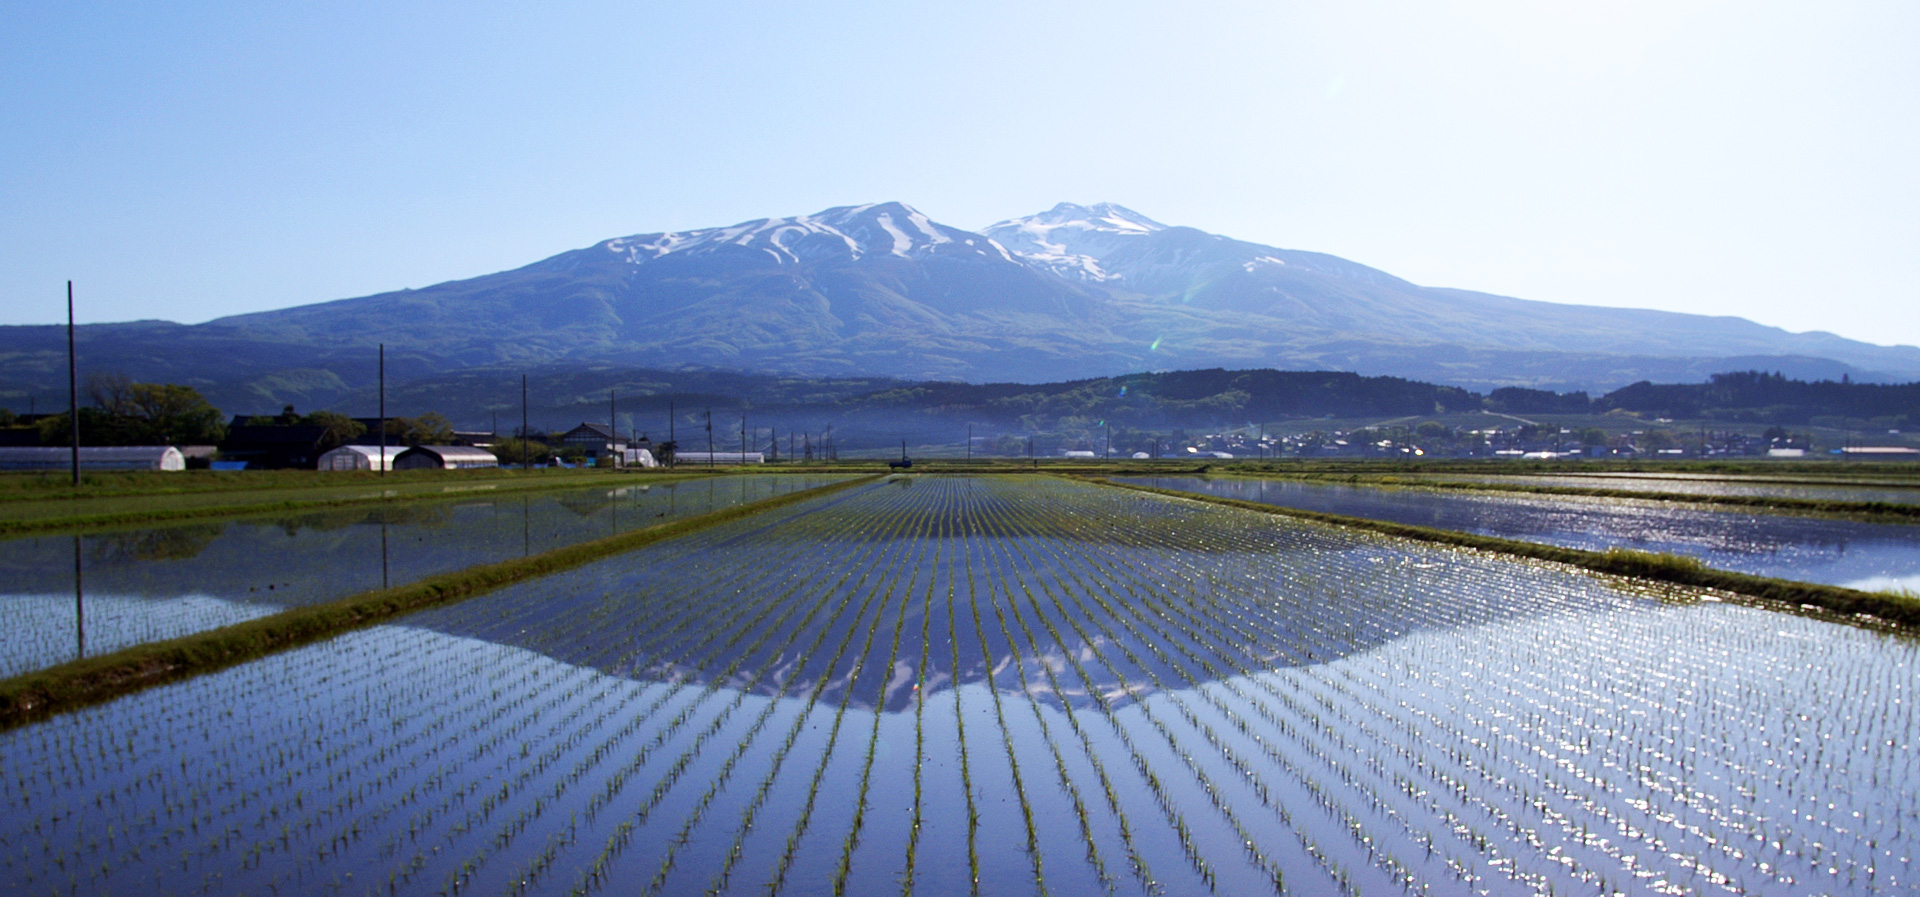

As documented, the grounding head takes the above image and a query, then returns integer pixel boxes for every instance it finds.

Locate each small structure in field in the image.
[392,445,499,470]
[0,446,186,472]
[317,445,403,471]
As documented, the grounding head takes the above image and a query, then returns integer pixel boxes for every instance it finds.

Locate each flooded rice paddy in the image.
[1408,471,1920,506]
[3,475,1914,896]
[0,475,851,678]
[1121,476,1920,593]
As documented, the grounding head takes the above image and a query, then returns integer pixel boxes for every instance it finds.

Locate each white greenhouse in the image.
[0,446,186,472]
[392,445,499,470]
[316,445,404,471]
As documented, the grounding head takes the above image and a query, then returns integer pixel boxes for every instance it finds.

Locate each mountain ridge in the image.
[1,200,1915,413]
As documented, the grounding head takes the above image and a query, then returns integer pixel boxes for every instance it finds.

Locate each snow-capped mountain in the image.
[989,201,1412,292]
[600,201,1016,267]
[982,202,1165,282]
[4,200,1917,412]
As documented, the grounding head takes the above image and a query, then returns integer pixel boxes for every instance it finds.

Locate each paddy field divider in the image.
[0,474,883,730]
[1088,476,1920,629]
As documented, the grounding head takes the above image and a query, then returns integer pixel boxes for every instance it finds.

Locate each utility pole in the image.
[378,343,387,477]
[741,415,747,458]
[610,389,616,466]
[1104,422,1110,460]
[66,281,79,486]
[521,374,530,470]
[668,400,676,468]
[706,407,714,468]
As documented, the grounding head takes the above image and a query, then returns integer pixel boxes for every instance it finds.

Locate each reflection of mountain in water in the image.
[405,476,1659,713]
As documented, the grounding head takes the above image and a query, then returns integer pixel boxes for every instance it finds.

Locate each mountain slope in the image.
[1,200,1915,414]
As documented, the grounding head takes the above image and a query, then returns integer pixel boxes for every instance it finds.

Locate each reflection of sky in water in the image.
[3,477,1912,897]
[0,593,275,678]
[1124,476,1920,588]
[0,475,855,677]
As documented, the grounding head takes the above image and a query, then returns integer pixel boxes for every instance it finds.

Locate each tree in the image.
[301,411,366,451]
[493,436,553,466]
[381,412,455,447]
[43,375,225,445]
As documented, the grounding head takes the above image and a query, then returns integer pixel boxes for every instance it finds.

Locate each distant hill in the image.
[225,366,1913,451]
[3,201,1917,412]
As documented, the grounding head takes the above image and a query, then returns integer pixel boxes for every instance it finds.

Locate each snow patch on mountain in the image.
[983,202,1167,283]
[599,201,1014,268]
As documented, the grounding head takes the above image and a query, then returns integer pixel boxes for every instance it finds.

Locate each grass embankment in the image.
[1091,477,1920,629]
[1199,471,1920,525]
[0,468,727,535]
[0,474,883,729]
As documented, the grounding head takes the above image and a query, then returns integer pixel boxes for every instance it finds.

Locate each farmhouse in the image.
[559,423,627,462]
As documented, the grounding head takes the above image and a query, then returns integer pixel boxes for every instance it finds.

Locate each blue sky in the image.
[3,1,1917,347]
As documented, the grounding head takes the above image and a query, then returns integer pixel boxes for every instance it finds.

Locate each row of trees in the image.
[0,376,463,450]
[242,405,455,451]
[10,375,227,446]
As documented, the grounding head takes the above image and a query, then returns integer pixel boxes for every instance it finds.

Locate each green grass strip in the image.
[1088,476,1920,630]
[0,474,882,730]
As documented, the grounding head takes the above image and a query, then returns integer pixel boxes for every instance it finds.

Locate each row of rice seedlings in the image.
[963,486,1143,896]
[551,480,918,895]
[635,487,926,897]
[1362,611,1916,890]
[826,485,957,896]
[480,505,869,897]
[980,488,1308,894]
[1012,478,1658,889]
[1075,491,1674,891]
[418,531,834,894]
[691,483,934,896]
[898,500,942,894]
[6,628,554,893]
[1055,506,1485,893]
[757,486,939,897]
[1082,484,1920,897]
[0,478,879,891]
[961,481,1241,892]
[280,478,898,891]
[955,506,1052,894]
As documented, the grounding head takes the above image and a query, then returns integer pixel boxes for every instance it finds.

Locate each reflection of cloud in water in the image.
[0,592,276,678]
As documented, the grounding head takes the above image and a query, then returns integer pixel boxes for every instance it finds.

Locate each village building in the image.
[558,423,628,462]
